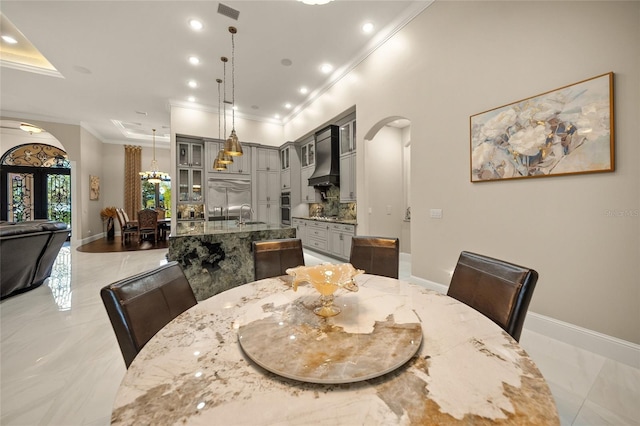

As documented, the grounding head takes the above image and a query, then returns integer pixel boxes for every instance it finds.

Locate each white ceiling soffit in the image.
[0,12,62,77]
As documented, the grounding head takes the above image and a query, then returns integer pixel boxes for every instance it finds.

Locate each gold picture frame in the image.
[470,72,614,182]
[90,175,100,200]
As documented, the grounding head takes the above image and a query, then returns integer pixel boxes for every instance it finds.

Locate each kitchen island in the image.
[168,220,296,300]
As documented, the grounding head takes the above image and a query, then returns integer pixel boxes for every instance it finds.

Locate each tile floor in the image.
[1,245,638,425]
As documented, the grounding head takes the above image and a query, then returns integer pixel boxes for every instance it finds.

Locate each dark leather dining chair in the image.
[447,251,538,342]
[100,261,197,368]
[253,238,305,280]
[349,236,399,279]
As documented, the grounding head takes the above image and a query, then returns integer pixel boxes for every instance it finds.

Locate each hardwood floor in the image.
[77,236,168,253]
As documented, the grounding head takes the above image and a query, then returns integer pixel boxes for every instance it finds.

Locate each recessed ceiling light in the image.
[362,22,374,33]
[299,87,308,95]
[274,114,280,119]
[285,103,292,109]
[1,35,18,44]
[320,63,333,74]
[188,96,196,102]
[188,80,198,88]
[188,56,200,65]
[189,19,203,31]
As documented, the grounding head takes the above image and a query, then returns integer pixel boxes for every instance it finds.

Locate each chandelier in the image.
[139,129,170,184]
[223,26,243,157]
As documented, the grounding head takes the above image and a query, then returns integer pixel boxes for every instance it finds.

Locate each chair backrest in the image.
[122,209,134,223]
[253,238,305,280]
[447,251,538,342]
[138,209,158,231]
[115,208,126,230]
[349,236,399,279]
[100,261,197,368]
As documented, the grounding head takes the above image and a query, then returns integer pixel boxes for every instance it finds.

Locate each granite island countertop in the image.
[169,220,296,300]
[175,220,292,236]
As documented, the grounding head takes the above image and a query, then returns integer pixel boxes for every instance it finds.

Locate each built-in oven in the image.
[281,191,291,225]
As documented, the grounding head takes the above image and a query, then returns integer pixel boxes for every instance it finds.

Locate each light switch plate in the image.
[430,209,443,219]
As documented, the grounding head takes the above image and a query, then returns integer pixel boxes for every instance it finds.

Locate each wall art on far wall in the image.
[90,175,100,200]
[470,72,614,182]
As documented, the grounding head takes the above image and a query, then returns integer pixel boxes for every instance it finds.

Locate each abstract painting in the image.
[470,72,614,182]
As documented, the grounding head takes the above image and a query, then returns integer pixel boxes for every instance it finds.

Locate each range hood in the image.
[308,125,340,187]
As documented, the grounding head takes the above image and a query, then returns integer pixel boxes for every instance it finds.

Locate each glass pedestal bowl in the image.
[286,263,364,317]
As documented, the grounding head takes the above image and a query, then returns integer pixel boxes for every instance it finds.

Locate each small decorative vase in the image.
[106,217,115,240]
[286,263,363,317]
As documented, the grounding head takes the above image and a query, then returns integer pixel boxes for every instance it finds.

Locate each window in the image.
[141,180,172,218]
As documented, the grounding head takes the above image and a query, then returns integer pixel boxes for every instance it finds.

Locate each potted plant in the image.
[100,206,118,240]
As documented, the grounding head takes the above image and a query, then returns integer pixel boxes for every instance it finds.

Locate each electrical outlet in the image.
[430,209,443,219]
[386,205,392,215]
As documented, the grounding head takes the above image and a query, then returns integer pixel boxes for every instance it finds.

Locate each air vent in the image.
[218,3,240,20]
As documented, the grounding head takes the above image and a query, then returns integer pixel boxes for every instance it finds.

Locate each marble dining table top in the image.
[110,274,559,425]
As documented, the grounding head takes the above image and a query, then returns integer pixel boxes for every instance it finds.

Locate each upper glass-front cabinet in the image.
[340,120,356,155]
[301,142,315,168]
[280,147,290,170]
[178,141,203,167]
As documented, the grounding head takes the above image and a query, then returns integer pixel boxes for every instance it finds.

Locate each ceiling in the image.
[0,1,428,146]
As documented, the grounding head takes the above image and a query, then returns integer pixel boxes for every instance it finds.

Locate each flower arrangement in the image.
[100,206,118,221]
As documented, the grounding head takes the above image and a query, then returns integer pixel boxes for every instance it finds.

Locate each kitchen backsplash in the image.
[309,185,356,220]
[177,204,205,220]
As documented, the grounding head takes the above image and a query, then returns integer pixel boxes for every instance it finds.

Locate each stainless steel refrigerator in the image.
[207,178,252,221]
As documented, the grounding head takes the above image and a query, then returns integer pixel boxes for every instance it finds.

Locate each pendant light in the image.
[139,129,170,183]
[224,26,243,157]
[213,76,230,171]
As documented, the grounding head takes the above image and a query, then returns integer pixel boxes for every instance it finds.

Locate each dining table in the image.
[110,273,559,425]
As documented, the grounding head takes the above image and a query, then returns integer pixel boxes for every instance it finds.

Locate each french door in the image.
[1,166,71,225]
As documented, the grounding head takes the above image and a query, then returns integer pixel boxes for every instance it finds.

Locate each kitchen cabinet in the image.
[177,139,204,205]
[300,141,315,168]
[281,169,291,190]
[257,202,280,225]
[339,119,356,155]
[339,153,356,202]
[328,223,356,260]
[295,219,356,260]
[177,168,203,204]
[178,140,203,167]
[306,221,329,252]
[207,141,251,175]
[256,168,280,224]
[256,147,279,171]
[280,146,291,190]
[292,218,306,241]
[280,146,290,170]
[300,166,321,203]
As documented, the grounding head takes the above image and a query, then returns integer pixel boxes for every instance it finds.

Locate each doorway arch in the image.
[362,116,411,254]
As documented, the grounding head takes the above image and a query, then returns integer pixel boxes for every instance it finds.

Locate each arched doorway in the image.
[362,117,411,254]
[1,143,71,226]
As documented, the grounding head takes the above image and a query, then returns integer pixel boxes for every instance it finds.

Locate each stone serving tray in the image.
[237,285,423,384]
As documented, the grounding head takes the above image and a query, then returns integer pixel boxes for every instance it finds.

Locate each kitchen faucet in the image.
[238,204,252,225]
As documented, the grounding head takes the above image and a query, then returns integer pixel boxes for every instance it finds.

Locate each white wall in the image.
[366,125,404,241]
[284,1,640,344]
[170,106,284,146]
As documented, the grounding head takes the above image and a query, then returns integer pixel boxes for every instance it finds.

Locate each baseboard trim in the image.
[79,232,104,246]
[409,275,640,369]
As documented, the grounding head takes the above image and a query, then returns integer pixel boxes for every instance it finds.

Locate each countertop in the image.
[292,216,357,225]
[173,220,292,237]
